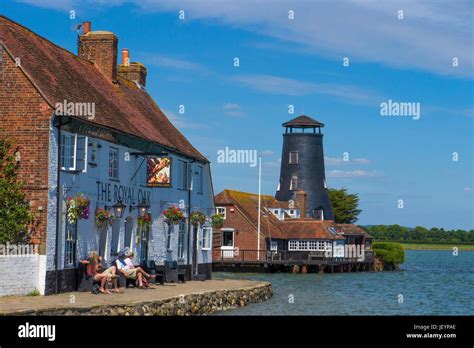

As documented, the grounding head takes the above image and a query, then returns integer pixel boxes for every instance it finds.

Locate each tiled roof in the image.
[282,114,325,128]
[214,189,342,240]
[273,219,344,240]
[0,15,207,162]
[334,224,372,238]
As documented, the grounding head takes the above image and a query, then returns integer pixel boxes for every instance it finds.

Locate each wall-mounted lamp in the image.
[130,199,150,217]
[105,200,126,218]
[14,151,21,163]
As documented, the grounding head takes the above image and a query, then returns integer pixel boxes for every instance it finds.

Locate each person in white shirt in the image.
[116,252,154,289]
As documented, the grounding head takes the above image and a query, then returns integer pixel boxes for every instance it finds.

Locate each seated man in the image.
[116,252,154,289]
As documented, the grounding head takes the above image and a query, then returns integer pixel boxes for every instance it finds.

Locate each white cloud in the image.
[327,169,382,178]
[138,53,208,72]
[230,74,380,104]
[131,0,473,78]
[222,103,244,117]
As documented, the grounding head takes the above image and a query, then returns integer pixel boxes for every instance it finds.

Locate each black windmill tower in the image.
[275,114,334,220]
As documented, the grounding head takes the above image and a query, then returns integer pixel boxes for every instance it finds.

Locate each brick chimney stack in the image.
[295,190,307,218]
[118,48,147,87]
[78,21,118,82]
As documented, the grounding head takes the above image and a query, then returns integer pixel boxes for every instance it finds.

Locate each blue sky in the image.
[2,0,473,230]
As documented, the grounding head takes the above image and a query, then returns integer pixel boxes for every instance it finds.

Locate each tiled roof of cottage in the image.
[277,219,344,240]
[214,189,343,240]
[334,224,371,238]
[0,15,207,162]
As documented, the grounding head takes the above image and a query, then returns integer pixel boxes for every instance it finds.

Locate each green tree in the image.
[0,139,33,244]
[328,187,362,224]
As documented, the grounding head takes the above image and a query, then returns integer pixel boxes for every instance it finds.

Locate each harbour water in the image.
[213,250,474,315]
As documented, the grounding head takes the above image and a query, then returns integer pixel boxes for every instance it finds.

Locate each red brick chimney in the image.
[78,21,118,82]
[118,48,147,87]
[295,190,307,218]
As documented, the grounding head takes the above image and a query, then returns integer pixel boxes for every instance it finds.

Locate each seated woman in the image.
[81,251,120,294]
[116,252,155,289]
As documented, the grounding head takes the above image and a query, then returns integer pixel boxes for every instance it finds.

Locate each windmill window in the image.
[290,176,298,190]
[289,151,299,164]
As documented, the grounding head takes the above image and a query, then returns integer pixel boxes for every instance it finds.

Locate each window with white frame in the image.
[289,240,332,251]
[289,240,298,250]
[60,133,87,172]
[309,240,318,250]
[177,221,186,259]
[166,224,173,251]
[64,220,77,267]
[270,209,281,220]
[109,147,119,179]
[216,207,226,219]
[289,151,299,164]
[201,226,212,250]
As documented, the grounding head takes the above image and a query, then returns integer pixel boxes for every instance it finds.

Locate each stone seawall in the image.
[5,282,272,316]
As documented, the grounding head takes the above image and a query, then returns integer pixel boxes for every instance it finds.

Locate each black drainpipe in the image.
[187,159,196,277]
[54,116,62,294]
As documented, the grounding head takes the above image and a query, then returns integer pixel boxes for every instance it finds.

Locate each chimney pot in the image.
[122,48,130,66]
[82,21,91,34]
[118,50,147,87]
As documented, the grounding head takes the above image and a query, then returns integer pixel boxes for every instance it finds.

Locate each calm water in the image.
[213,250,474,315]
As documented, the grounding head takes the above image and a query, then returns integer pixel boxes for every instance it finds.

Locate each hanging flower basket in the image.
[211,214,224,229]
[163,206,184,225]
[66,193,90,225]
[95,208,113,228]
[190,211,207,227]
[138,212,153,230]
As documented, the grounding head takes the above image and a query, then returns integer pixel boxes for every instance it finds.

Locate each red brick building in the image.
[213,189,373,266]
[0,16,215,295]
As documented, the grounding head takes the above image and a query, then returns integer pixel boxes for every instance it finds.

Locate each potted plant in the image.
[95,208,113,228]
[163,206,184,225]
[190,211,207,227]
[211,213,224,229]
[66,193,90,224]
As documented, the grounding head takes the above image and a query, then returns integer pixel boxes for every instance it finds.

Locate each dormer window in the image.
[285,209,299,218]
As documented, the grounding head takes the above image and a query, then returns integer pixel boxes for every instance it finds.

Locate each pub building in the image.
[0,16,214,294]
